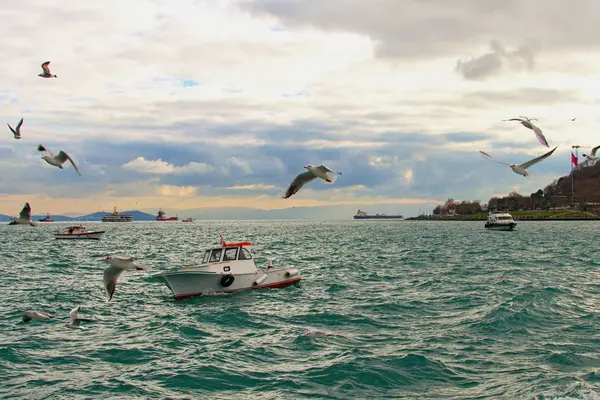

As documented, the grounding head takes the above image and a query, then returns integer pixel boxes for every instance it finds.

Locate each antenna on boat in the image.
[219,232,225,247]
[267,258,273,269]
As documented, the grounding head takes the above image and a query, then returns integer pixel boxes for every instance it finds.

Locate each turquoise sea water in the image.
[2,220,600,399]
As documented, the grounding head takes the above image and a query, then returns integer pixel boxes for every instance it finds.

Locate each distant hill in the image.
[0,210,155,222]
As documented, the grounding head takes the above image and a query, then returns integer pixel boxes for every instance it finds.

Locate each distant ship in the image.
[353,209,403,220]
[102,207,133,222]
[156,209,179,221]
[38,213,55,222]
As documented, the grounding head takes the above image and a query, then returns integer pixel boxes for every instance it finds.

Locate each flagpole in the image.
[572,145,580,205]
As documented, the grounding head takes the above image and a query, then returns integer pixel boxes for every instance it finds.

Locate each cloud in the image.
[122,157,213,175]
[455,40,539,80]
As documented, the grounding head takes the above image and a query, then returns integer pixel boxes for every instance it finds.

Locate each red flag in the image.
[571,152,578,167]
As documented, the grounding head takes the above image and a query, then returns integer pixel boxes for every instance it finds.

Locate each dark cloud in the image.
[240,0,600,60]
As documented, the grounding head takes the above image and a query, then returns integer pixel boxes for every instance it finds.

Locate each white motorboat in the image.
[54,225,105,240]
[484,210,517,231]
[152,234,301,300]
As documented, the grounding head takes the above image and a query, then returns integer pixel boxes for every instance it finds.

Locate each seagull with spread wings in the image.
[65,306,93,330]
[100,255,148,301]
[38,61,57,78]
[7,118,23,139]
[282,165,342,199]
[503,116,549,147]
[582,145,600,162]
[479,146,558,177]
[8,202,36,226]
[37,144,82,176]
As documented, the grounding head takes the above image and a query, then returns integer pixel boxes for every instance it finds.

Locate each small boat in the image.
[39,213,55,222]
[54,225,105,240]
[484,210,517,231]
[152,234,301,300]
[182,218,193,223]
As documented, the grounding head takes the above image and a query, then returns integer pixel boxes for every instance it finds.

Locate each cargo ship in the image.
[156,209,179,221]
[102,207,133,222]
[354,209,403,220]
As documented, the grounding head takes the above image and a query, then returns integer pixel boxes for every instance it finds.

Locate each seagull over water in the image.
[503,116,549,147]
[37,144,82,176]
[479,146,558,177]
[282,165,342,199]
[582,145,600,162]
[100,255,148,301]
[22,311,55,322]
[65,306,93,330]
[38,61,57,78]
[8,202,36,226]
[7,118,23,139]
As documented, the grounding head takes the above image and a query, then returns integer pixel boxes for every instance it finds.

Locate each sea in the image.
[1,220,600,399]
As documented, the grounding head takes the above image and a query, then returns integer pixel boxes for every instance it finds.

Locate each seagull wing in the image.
[103,266,124,301]
[19,203,32,220]
[56,151,82,176]
[7,123,16,136]
[114,255,134,262]
[530,122,549,147]
[69,306,80,324]
[316,165,341,183]
[518,146,558,170]
[282,171,317,199]
[503,117,527,123]
[41,61,51,75]
[591,145,600,156]
[37,144,54,157]
[317,165,335,173]
[479,151,511,166]
[16,118,23,132]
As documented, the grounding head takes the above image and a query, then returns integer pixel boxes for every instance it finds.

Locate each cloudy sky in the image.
[1,0,598,216]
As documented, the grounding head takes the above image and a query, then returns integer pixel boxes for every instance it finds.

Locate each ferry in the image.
[484,210,517,231]
[38,213,55,222]
[156,209,178,221]
[102,207,133,222]
[353,209,403,220]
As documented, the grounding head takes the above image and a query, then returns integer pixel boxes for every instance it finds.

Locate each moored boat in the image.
[484,210,517,231]
[39,213,54,222]
[152,234,301,300]
[55,225,105,240]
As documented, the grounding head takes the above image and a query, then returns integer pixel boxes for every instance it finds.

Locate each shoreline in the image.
[405,216,600,221]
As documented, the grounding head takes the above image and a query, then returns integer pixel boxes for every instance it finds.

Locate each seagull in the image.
[8,202,36,226]
[503,116,549,147]
[282,165,342,199]
[100,255,148,301]
[37,144,82,176]
[582,145,600,162]
[7,118,23,139]
[22,311,55,322]
[38,61,57,78]
[65,306,93,330]
[479,146,558,177]
[571,117,577,122]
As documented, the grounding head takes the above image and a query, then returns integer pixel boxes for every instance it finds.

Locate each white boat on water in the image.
[484,210,517,231]
[152,234,301,300]
[54,225,105,240]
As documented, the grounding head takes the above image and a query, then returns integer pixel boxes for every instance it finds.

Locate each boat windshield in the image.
[223,247,238,261]
[238,247,252,260]
[210,249,222,262]
[202,250,210,264]
[497,216,512,220]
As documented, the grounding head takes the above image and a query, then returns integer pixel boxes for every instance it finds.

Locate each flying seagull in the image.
[7,118,23,139]
[38,61,57,78]
[22,311,55,322]
[37,145,82,176]
[582,145,600,162]
[100,255,148,301]
[503,116,549,147]
[282,165,342,199]
[8,202,36,226]
[479,146,558,177]
[65,306,93,330]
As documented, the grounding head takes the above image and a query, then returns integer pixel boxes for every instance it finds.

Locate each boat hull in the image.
[354,216,403,219]
[54,231,105,240]
[154,267,301,300]
[484,222,517,231]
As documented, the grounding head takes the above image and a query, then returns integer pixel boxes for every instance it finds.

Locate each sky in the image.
[1,0,599,217]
